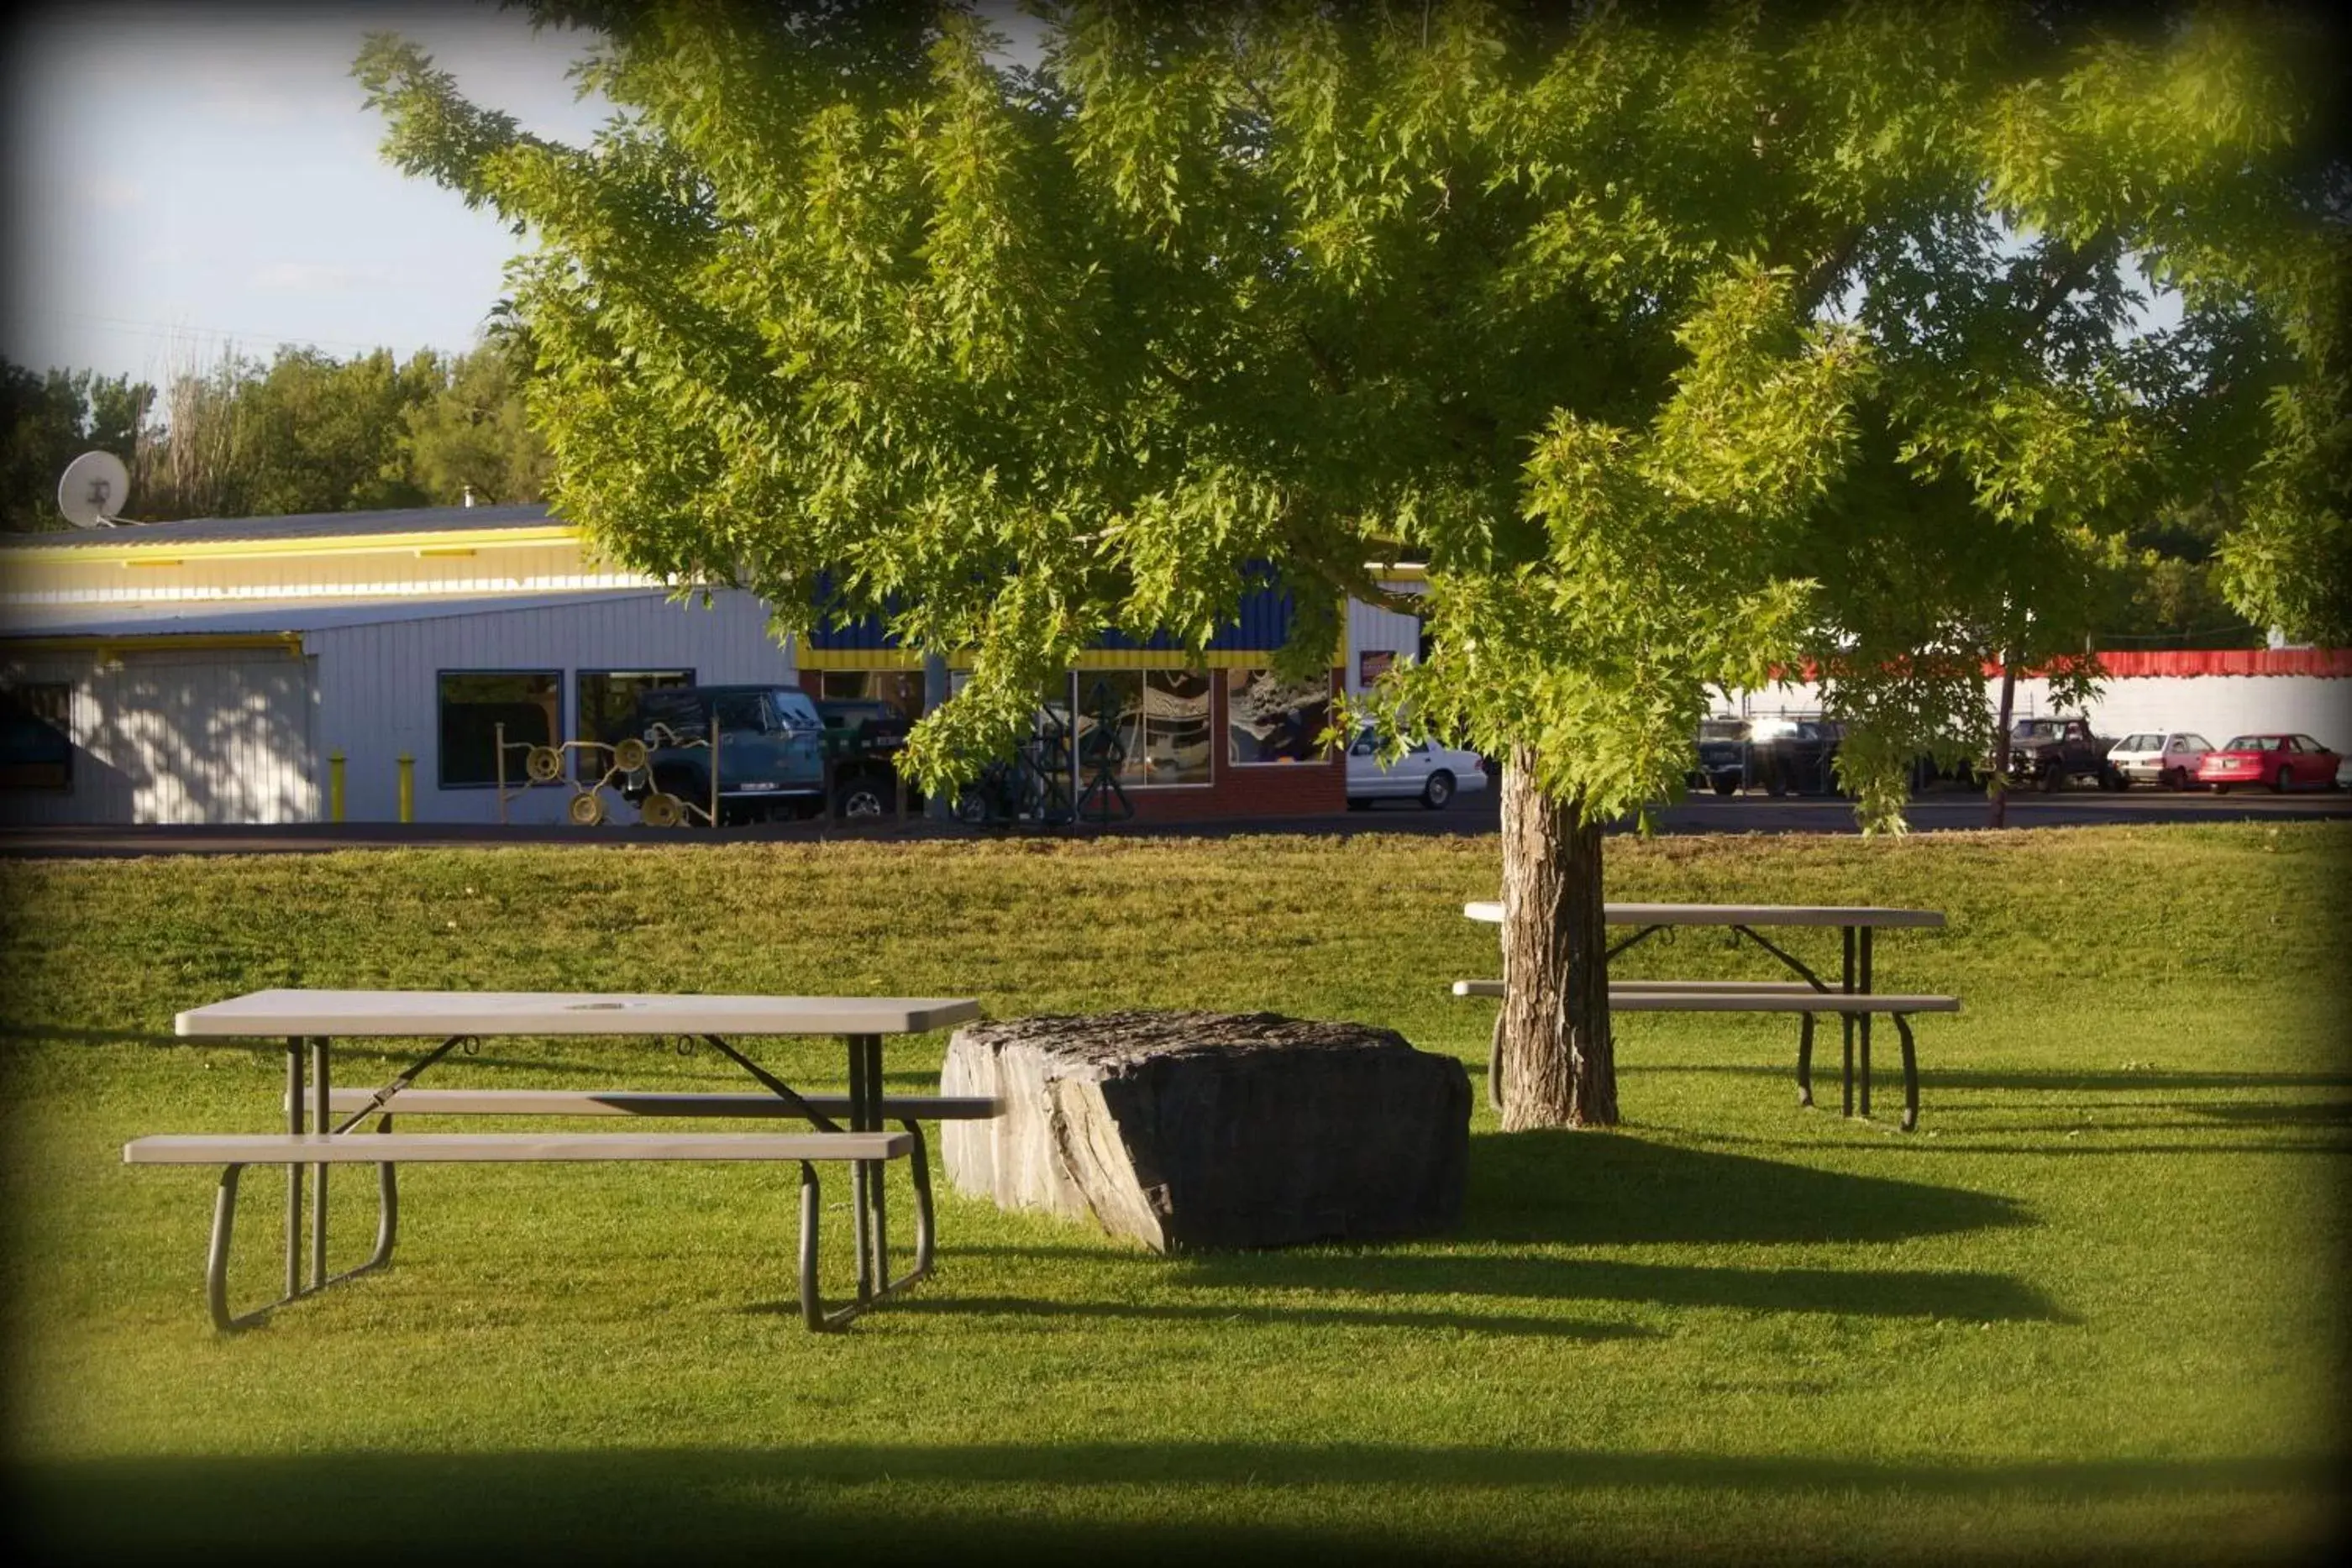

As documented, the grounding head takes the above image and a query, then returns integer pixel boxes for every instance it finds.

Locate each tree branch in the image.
[2020,228,2117,335]
[1794,223,1866,318]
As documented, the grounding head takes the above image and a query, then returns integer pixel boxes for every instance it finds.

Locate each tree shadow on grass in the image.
[929,1135,2054,1323]
[13,1444,2330,1564]
[857,1294,1656,1340]
[1164,1251,2063,1323]
[1457,1130,2030,1247]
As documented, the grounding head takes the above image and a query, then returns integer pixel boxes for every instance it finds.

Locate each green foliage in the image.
[0,358,152,532]
[359,3,2346,826]
[403,342,556,506]
[2,342,552,524]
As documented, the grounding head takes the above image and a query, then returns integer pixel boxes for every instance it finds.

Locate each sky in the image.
[1,1,617,386]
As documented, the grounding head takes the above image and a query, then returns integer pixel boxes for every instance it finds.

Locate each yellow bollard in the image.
[396,753,415,824]
[328,750,345,823]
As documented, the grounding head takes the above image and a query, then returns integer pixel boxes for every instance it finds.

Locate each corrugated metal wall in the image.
[1347,585,1425,695]
[0,648,318,824]
[312,589,796,824]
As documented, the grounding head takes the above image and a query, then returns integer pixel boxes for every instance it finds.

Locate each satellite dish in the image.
[58,450,131,527]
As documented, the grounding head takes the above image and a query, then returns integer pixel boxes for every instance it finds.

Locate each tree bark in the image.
[1496,746,1617,1129]
[1988,653,2017,829]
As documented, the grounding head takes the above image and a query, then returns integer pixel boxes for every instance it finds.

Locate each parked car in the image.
[1689,716,1752,795]
[815,697,913,820]
[1346,726,1489,810]
[2005,716,2123,792]
[624,684,827,823]
[1687,716,1844,796]
[2105,731,2215,790]
[2195,733,2344,794]
[1753,717,1845,796]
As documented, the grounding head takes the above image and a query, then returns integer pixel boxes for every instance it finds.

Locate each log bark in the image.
[1495,745,1617,1129]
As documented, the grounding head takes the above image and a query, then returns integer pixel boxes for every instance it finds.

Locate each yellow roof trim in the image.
[3,523,580,566]
[5,632,305,660]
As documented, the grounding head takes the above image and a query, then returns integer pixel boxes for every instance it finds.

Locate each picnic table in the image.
[1461,901,1950,1125]
[129,989,983,1331]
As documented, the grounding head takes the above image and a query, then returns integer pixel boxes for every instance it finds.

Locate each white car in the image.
[2106,730,2215,790]
[1346,726,1490,809]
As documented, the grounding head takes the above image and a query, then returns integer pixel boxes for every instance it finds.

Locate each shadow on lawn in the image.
[941,1135,2055,1324]
[13,1444,2329,1563]
[1457,1130,2028,1246]
[875,1294,1655,1340]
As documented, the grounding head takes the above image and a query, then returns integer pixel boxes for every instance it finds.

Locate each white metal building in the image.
[0,504,1431,826]
[0,506,796,825]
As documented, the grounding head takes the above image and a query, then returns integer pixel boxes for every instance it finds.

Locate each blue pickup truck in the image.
[625,684,829,825]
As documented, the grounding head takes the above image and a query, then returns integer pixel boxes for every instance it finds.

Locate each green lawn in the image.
[2,823,2345,1565]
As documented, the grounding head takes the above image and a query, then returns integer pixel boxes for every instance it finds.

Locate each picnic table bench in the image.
[1458,903,1955,1129]
[123,990,986,1332]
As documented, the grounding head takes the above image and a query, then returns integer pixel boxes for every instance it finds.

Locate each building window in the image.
[438,670,559,788]
[576,669,693,778]
[1076,669,1213,787]
[816,669,926,723]
[1227,669,1331,765]
[0,683,74,791]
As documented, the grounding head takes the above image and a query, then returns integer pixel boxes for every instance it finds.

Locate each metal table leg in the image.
[1840,930,1856,1117]
[1859,927,1875,1120]
[846,1034,872,1302]
[310,1035,329,1290]
[285,1036,304,1298]
[857,1033,889,1301]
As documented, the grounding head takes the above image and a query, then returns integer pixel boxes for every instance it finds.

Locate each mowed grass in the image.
[0,823,2345,1565]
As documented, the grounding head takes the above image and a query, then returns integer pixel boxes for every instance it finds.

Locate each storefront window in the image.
[0,683,73,791]
[575,669,693,778]
[1227,669,1331,765]
[438,671,559,788]
[1076,669,1211,786]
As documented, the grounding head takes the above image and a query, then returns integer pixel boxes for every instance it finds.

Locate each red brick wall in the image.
[1113,669,1346,822]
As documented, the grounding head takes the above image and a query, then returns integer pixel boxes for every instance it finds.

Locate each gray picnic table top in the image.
[174,989,982,1038]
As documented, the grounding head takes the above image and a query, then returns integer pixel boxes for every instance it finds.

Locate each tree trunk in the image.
[1988,653,2017,829]
[1496,746,1617,1129]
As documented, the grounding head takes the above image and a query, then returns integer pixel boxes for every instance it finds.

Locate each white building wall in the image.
[1726,674,2352,751]
[1347,583,1426,695]
[312,589,796,824]
[0,647,318,825]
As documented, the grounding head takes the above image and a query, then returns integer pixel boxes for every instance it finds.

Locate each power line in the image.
[37,307,483,358]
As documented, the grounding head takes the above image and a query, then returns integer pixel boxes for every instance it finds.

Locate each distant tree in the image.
[0,357,154,531]
[404,341,554,506]
[362,1,2347,1130]
[238,347,437,516]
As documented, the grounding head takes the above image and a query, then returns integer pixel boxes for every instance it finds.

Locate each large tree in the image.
[360,1,2344,1129]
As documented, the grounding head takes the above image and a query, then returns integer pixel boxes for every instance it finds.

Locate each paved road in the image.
[3,784,2344,857]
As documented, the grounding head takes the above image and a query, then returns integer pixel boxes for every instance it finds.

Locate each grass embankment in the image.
[1,823,2345,1565]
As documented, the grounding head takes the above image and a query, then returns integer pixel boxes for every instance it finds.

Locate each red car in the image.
[2195,733,2343,794]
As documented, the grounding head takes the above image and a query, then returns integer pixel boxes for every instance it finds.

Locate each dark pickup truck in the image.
[625,684,829,824]
[815,697,913,820]
[1689,716,1845,796]
[2005,716,2124,792]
